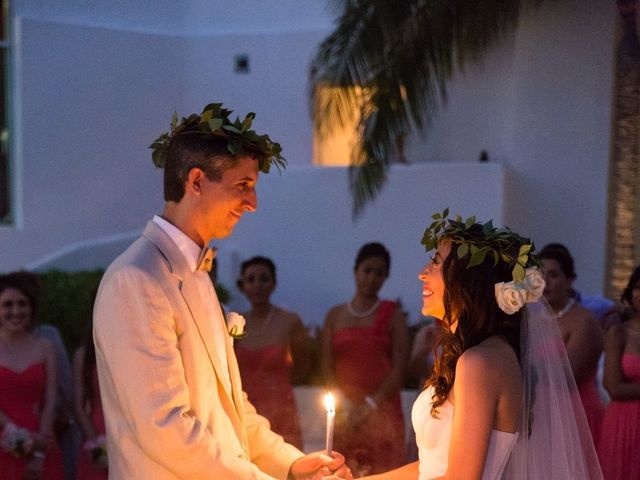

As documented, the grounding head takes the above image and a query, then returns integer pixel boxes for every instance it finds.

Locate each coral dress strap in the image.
[372,300,396,334]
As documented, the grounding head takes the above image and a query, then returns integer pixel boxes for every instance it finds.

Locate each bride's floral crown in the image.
[421,209,545,314]
[149,102,287,174]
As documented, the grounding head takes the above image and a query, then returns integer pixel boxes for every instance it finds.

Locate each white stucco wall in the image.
[0,0,618,313]
[406,0,617,295]
[14,0,334,35]
[0,15,328,268]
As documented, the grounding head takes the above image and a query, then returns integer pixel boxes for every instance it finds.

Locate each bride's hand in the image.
[289,451,352,479]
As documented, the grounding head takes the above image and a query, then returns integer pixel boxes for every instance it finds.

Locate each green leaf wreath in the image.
[421,209,541,283]
[149,103,287,174]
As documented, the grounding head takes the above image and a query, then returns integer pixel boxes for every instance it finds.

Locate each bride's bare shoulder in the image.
[457,337,520,386]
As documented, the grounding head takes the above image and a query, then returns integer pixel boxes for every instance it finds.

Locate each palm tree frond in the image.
[312,0,550,215]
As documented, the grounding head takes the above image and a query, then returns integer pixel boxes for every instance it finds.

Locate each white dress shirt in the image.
[152,215,232,394]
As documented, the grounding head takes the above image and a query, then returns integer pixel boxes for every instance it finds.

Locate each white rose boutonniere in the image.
[522,268,545,303]
[226,312,247,339]
[495,282,527,315]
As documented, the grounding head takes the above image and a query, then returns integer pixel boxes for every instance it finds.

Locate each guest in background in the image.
[73,319,107,479]
[598,265,640,480]
[234,256,308,449]
[407,319,438,388]
[0,273,64,480]
[322,242,408,477]
[405,318,438,462]
[542,243,617,329]
[5,271,80,480]
[540,243,604,445]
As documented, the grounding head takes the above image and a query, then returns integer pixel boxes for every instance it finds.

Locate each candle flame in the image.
[324,392,335,412]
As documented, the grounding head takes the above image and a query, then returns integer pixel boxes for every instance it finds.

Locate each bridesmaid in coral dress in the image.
[540,244,604,445]
[0,273,64,480]
[599,265,640,480]
[234,256,309,449]
[74,324,107,479]
[322,243,408,477]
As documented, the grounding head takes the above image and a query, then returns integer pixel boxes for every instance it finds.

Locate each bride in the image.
[364,212,602,480]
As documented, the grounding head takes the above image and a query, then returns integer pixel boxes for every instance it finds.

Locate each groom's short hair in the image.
[163,132,263,202]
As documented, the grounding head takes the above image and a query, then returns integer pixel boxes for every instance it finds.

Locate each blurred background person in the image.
[234,256,309,449]
[405,318,438,462]
[0,273,64,479]
[10,270,80,480]
[35,322,78,480]
[540,243,604,445]
[542,243,618,330]
[73,316,107,479]
[322,242,408,477]
[407,319,438,389]
[598,265,640,480]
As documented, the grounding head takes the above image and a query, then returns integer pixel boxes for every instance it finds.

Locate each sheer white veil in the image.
[503,299,603,479]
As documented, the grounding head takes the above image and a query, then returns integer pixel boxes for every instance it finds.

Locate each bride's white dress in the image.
[412,386,518,480]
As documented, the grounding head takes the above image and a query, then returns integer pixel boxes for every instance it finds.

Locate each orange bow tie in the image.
[196,247,217,272]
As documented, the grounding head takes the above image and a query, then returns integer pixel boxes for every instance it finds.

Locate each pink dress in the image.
[76,367,107,479]
[0,363,65,480]
[235,344,303,448]
[331,300,405,476]
[598,353,640,480]
[578,370,605,445]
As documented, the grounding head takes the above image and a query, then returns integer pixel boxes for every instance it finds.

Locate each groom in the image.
[93,103,349,479]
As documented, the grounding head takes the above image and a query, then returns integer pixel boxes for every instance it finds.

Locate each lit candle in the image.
[324,392,336,455]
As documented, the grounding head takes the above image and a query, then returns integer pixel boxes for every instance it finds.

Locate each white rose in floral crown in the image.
[522,268,545,302]
[226,312,246,338]
[495,282,528,315]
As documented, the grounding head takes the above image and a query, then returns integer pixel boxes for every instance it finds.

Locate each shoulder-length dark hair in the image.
[425,238,523,416]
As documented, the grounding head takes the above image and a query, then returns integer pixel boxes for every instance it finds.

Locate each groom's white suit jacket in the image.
[94,221,303,479]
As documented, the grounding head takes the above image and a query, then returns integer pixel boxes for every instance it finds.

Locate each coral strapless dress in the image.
[235,344,303,448]
[578,370,605,445]
[0,362,64,480]
[598,352,640,480]
[331,300,405,476]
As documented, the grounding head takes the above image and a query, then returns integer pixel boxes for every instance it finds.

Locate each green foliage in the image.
[215,282,232,306]
[421,210,541,282]
[34,270,104,354]
[149,102,287,174]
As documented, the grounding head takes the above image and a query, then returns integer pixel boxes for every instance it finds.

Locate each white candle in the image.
[324,392,336,455]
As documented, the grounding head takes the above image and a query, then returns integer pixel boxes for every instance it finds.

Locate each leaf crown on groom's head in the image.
[421,209,541,283]
[149,102,287,174]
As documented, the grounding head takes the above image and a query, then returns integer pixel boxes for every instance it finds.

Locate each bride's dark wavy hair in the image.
[425,229,523,417]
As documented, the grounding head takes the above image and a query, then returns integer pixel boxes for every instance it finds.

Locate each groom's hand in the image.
[289,451,352,480]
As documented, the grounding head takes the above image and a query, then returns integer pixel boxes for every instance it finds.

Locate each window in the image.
[0,0,9,224]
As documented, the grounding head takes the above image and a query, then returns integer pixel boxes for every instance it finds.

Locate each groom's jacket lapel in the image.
[142,222,242,427]
[226,334,247,431]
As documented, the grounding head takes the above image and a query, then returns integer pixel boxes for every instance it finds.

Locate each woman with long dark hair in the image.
[363,213,602,480]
